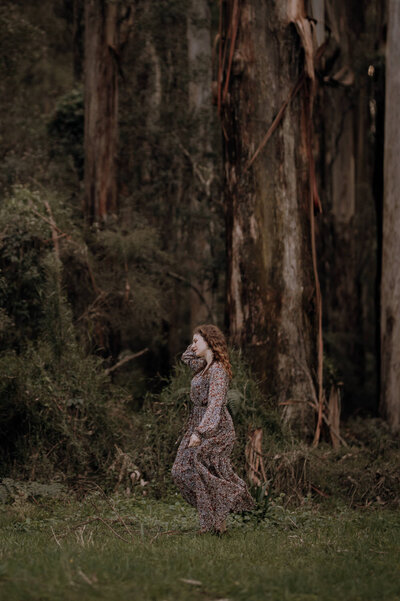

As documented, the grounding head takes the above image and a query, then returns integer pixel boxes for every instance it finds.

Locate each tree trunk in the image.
[84,0,133,223]
[221,1,317,432]
[186,0,217,333]
[315,0,384,417]
[381,0,400,432]
[73,0,84,81]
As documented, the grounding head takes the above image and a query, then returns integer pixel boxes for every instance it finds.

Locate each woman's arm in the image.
[181,344,206,372]
[195,364,229,438]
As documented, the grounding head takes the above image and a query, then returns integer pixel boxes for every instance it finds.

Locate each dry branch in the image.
[28,199,102,296]
[282,355,348,448]
[105,348,149,375]
[44,201,60,260]
[94,513,131,543]
[327,385,341,449]
[167,271,215,322]
[28,203,66,237]
[149,529,181,544]
[222,0,240,105]
[245,428,268,487]
[245,73,305,171]
[91,482,135,539]
[177,142,214,196]
[50,525,62,548]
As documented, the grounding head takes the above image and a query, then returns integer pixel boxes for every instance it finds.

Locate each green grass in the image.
[0,494,399,601]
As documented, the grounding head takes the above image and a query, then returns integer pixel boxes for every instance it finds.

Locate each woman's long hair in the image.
[193,324,232,380]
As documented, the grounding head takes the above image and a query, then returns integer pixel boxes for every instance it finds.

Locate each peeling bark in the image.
[222,1,316,432]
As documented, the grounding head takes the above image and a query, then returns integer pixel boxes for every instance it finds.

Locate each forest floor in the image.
[0,493,399,601]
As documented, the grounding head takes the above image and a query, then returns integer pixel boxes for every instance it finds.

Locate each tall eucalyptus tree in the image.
[220,0,385,433]
[220,0,318,432]
[84,0,133,224]
[186,0,218,332]
[315,0,384,416]
[381,0,400,432]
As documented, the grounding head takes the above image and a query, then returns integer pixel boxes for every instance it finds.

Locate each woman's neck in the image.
[204,348,213,367]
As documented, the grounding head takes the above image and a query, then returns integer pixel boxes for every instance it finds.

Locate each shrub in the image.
[0,188,133,484]
[126,348,286,497]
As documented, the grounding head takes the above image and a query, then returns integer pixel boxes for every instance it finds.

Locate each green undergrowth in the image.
[128,350,400,508]
[1,188,399,506]
[126,346,287,497]
[0,188,169,485]
[256,418,400,509]
[0,494,399,601]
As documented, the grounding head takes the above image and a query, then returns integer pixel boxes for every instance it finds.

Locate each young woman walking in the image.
[171,324,254,534]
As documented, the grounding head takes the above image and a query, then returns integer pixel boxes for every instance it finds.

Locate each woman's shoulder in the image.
[210,361,228,376]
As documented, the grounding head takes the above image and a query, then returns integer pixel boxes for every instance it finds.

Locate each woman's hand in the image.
[188,432,201,448]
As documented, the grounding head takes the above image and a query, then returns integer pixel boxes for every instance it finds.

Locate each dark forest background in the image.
[0,0,399,501]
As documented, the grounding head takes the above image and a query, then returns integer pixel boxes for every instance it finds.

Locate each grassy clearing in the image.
[0,494,399,601]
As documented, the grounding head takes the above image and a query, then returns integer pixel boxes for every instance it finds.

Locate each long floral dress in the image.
[171,344,254,531]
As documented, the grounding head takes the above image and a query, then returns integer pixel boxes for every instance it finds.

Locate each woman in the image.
[171,324,254,534]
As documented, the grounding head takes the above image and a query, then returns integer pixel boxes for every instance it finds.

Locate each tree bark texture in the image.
[186,0,217,333]
[84,0,133,223]
[221,0,317,431]
[73,0,84,81]
[381,0,400,432]
[315,0,385,415]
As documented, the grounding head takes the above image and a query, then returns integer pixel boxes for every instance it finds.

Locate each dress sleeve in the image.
[181,344,206,372]
[195,364,229,438]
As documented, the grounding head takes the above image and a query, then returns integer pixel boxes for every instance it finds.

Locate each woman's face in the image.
[192,333,209,357]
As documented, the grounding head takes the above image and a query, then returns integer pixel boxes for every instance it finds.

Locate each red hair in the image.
[193,324,232,380]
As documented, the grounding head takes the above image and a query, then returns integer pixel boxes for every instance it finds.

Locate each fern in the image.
[227,389,244,417]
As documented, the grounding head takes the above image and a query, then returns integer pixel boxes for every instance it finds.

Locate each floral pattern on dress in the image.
[171,344,254,531]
